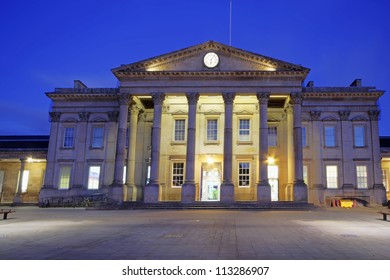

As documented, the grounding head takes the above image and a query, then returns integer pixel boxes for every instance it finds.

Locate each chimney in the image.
[306,81,314,87]
[350,79,362,87]
[74,80,87,89]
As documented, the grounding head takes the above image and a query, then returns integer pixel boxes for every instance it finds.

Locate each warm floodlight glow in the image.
[267,157,275,165]
[27,157,33,163]
[207,156,214,164]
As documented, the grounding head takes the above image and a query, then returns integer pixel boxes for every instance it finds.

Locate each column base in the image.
[372,184,387,205]
[109,182,124,204]
[13,194,22,204]
[181,182,196,203]
[125,184,139,202]
[220,182,234,202]
[144,183,159,203]
[257,182,271,202]
[293,180,308,202]
[308,184,324,206]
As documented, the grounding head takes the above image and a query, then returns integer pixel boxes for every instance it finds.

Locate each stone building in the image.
[35,41,386,206]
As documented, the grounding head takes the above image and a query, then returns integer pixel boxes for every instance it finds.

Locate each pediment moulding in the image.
[321,116,339,122]
[112,41,309,74]
[351,115,368,122]
[171,109,188,115]
[235,109,254,115]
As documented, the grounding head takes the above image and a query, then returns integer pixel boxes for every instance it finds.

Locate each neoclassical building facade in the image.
[38,41,387,206]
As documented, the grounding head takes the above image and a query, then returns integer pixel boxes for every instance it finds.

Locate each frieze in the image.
[49,112,61,122]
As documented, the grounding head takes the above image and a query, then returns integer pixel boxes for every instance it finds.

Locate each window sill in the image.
[90,146,104,150]
[60,147,75,150]
[353,145,367,149]
[204,141,220,145]
[237,141,253,145]
[171,141,186,146]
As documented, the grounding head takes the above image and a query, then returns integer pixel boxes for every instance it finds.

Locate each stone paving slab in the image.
[0,206,389,260]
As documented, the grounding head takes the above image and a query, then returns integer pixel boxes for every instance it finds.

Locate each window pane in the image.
[172,162,184,187]
[268,127,277,146]
[238,162,250,187]
[59,166,71,189]
[354,126,365,147]
[356,165,367,188]
[239,119,250,141]
[63,127,74,148]
[92,127,104,148]
[325,126,335,147]
[302,127,307,147]
[303,165,308,185]
[207,119,218,141]
[21,170,29,192]
[382,169,388,191]
[174,120,185,141]
[326,165,338,188]
[88,166,100,190]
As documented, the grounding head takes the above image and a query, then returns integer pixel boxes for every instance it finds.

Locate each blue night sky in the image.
[1,0,390,135]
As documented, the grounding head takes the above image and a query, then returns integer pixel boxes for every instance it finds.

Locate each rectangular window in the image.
[382,169,388,191]
[356,165,368,188]
[174,119,185,141]
[63,127,75,148]
[354,126,365,147]
[239,119,250,141]
[172,162,184,187]
[17,170,29,193]
[324,126,336,147]
[268,127,277,146]
[303,165,308,185]
[59,166,71,189]
[326,165,338,188]
[207,119,218,141]
[302,127,307,147]
[92,127,104,148]
[87,166,100,190]
[238,162,250,187]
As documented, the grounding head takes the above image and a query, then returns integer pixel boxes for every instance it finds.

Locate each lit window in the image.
[92,127,104,148]
[20,170,29,193]
[268,127,277,146]
[207,119,218,141]
[382,169,388,191]
[238,162,250,187]
[59,166,71,189]
[87,166,100,190]
[174,119,185,141]
[302,127,307,147]
[326,165,338,188]
[239,119,250,141]
[63,127,75,148]
[356,165,368,188]
[172,162,184,187]
[354,126,365,147]
[123,166,126,184]
[303,165,308,185]
[324,126,336,147]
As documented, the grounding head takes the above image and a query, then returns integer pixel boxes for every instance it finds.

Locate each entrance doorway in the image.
[201,162,222,201]
[268,165,279,201]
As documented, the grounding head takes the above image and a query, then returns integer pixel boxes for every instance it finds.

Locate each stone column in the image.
[309,110,324,205]
[13,157,27,204]
[368,110,386,204]
[182,92,199,203]
[125,104,141,201]
[290,92,308,202]
[110,93,131,203]
[339,110,354,189]
[144,92,165,203]
[42,112,61,190]
[256,92,271,202]
[285,105,294,200]
[73,112,90,188]
[220,92,235,202]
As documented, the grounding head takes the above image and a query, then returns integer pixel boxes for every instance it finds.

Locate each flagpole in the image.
[229,0,232,46]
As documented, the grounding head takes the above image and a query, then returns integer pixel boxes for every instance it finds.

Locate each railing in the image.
[39,193,110,208]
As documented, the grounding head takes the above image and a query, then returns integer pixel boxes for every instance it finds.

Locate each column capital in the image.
[289,92,303,105]
[118,93,132,105]
[185,92,199,105]
[151,92,165,105]
[256,92,270,104]
[284,104,293,114]
[78,112,90,122]
[338,110,351,121]
[107,111,119,122]
[49,112,61,122]
[129,104,141,115]
[368,110,380,121]
[222,92,236,104]
[309,110,321,121]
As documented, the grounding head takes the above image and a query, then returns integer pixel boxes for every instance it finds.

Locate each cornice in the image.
[46,93,118,100]
[303,91,383,98]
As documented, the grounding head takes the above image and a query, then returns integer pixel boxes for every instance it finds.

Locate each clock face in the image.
[203,52,219,68]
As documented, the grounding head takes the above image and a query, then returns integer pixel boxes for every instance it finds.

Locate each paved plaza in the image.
[0,206,389,260]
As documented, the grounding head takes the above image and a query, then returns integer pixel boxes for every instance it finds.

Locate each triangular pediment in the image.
[112,41,309,75]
